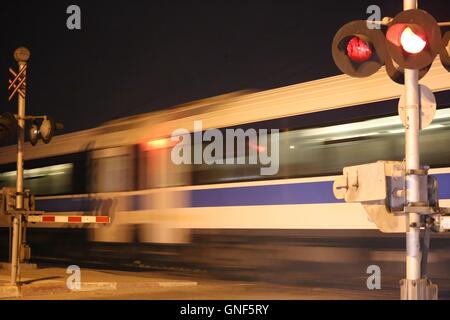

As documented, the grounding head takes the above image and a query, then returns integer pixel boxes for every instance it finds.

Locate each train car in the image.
[1,60,450,288]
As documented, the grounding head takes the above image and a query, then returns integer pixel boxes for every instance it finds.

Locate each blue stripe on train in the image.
[36,173,450,211]
[36,195,143,212]
[190,181,339,207]
[37,197,97,212]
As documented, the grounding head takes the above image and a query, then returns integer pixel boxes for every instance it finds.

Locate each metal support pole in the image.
[10,215,20,285]
[10,49,29,286]
[400,0,438,300]
[404,0,421,284]
[404,67,421,283]
[403,0,421,299]
[404,0,417,10]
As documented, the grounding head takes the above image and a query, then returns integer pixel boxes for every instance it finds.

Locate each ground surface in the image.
[2,229,449,300]
[0,264,402,300]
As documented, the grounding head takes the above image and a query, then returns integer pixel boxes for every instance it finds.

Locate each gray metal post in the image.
[402,0,425,299]
[10,48,30,286]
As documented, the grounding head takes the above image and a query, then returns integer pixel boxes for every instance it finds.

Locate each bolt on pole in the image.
[403,0,422,298]
[10,47,30,286]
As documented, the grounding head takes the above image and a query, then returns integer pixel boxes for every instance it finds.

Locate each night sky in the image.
[1,0,449,133]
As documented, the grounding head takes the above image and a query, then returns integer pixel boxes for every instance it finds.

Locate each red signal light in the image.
[385,10,440,70]
[386,23,406,47]
[346,37,373,63]
[387,24,427,54]
[332,20,386,78]
[401,27,427,54]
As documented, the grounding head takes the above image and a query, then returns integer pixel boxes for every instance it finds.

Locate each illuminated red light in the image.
[387,24,427,54]
[346,37,373,63]
[400,27,427,54]
[386,23,406,47]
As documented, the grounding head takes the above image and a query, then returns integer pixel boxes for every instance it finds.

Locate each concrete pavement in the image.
[0,263,200,299]
[0,263,402,300]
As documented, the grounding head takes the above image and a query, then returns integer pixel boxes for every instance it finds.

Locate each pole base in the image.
[400,278,438,300]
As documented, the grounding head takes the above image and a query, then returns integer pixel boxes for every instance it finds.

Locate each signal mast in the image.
[332,1,450,299]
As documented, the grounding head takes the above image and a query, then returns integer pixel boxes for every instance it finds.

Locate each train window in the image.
[0,163,74,196]
[192,137,269,185]
[89,147,134,193]
[191,107,450,184]
[139,146,191,189]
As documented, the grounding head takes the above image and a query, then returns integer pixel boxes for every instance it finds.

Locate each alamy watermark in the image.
[66,5,81,30]
[366,265,381,290]
[66,265,81,290]
[170,121,280,176]
[366,5,381,30]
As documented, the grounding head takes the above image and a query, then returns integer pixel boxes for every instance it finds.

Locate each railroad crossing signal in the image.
[332,20,387,78]
[386,10,441,70]
[8,65,27,101]
[332,9,450,80]
[4,47,107,288]
[29,116,61,146]
[4,46,62,146]
[332,2,450,300]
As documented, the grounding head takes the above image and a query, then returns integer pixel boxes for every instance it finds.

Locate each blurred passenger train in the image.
[1,60,450,289]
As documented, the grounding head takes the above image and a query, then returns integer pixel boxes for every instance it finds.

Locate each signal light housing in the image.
[440,31,450,72]
[27,117,62,146]
[28,122,39,146]
[385,56,432,84]
[386,9,441,70]
[332,20,387,78]
[40,117,55,144]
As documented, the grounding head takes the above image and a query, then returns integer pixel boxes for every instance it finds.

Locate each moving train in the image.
[1,60,450,288]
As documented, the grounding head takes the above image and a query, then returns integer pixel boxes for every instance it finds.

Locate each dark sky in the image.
[1,0,449,133]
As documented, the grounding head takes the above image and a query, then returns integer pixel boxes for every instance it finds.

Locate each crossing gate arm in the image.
[27,215,110,224]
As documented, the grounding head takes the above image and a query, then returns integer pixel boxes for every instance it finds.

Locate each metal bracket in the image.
[333,161,450,233]
[404,205,436,215]
[406,169,429,176]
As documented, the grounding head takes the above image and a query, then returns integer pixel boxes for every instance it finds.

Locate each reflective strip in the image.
[28,215,110,224]
[95,216,110,223]
[42,216,55,222]
[68,216,82,223]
